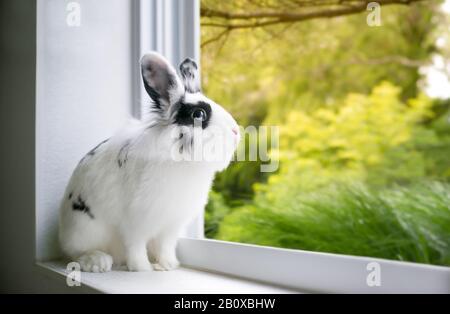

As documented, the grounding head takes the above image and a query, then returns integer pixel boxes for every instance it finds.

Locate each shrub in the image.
[216,182,450,266]
[204,191,232,238]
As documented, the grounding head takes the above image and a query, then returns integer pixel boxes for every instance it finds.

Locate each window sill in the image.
[35,238,450,294]
[36,261,299,294]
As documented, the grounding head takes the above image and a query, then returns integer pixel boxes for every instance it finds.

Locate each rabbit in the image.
[59,52,240,272]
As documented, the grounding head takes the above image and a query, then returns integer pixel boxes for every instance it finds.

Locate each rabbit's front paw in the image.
[153,256,180,271]
[77,250,113,273]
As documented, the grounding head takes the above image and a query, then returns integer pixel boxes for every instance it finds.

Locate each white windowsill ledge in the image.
[36,237,450,294]
[36,261,299,294]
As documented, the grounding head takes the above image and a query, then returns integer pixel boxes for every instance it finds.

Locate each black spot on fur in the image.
[173,101,212,129]
[79,139,109,164]
[87,139,109,156]
[72,195,94,219]
[68,192,73,200]
[118,140,131,168]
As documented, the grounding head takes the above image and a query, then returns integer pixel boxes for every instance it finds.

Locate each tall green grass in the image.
[215,182,450,266]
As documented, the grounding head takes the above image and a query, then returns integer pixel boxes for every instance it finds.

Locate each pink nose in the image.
[232,127,239,135]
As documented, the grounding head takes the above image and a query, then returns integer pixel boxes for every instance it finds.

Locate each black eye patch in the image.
[173,101,212,129]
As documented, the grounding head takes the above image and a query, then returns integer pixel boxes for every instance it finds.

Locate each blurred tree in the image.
[201,0,428,37]
[201,1,441,125]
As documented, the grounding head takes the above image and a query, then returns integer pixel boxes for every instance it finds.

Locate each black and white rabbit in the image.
[59,52,240,272]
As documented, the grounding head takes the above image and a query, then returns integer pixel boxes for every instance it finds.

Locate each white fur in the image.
[59,52,240,272]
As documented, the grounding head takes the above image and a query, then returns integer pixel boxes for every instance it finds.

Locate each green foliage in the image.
[205,82,450,266]
[216,182,450,266]
[262,82,436,201]
[201,0,450,266]
[212,130,273,204]
[212,160,265,202]
[420,100,450,178]
[204,191,231,238]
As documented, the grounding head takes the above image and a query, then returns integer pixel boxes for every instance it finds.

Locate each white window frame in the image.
[34,0,450,293]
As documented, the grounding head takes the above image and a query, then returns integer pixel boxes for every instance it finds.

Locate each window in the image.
[198,0,450,286]
[33,0,450,293]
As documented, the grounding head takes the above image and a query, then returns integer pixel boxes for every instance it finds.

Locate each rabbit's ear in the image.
[141,52,184,110]
[179,58,201,93]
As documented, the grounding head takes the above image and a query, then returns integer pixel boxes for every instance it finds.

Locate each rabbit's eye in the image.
[191,108,207,122]
[174,101,211,129]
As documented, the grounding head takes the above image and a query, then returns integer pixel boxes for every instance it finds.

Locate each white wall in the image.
[36,0,135,261]
[0,0,95,292]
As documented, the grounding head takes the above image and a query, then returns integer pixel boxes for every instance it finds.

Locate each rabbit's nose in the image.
[231,127,239,136]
